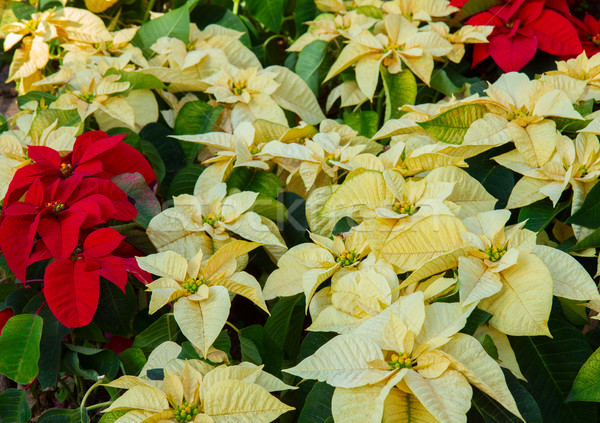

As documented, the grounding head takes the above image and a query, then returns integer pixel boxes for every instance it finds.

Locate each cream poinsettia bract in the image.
[285,292,523,423]
[136,240,268,357]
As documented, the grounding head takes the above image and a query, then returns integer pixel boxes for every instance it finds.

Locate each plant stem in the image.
[80,377,106,414]
[225,321,241,334]
[233,0,240,15]
[143,0,156,23]
[85,400,113,411]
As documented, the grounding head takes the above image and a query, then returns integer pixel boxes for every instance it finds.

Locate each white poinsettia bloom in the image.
[547,51,600,101]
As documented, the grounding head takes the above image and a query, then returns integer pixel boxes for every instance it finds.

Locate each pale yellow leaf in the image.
[331,383,388,423]
[136,251,188,281]
[284,335,389,388]
[480,253,552,336]
[203,379,293,422]
[104,386,167,413]
[173,287,231,357]
[383,388,439,423]
[473,325,525,381]
[534,245,600,301]
[441,334,523,421]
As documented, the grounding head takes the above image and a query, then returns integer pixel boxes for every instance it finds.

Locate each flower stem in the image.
[225,321,241,334]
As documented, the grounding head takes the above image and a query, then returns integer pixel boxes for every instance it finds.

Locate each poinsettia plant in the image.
[2,0,600,422]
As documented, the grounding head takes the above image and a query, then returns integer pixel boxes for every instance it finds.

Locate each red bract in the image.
[466,0,582,71]
[570,14,600,58]
[0,177,137,282]
[44,228,143,328]
[3,131,156,207]
[0,308,14,335]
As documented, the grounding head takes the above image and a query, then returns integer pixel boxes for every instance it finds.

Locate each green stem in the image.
[376,91,385,126]
[86,401,113,411]
[232,0,240,15]
[80,377,106,413]
[225,321,241,334]
[143,0,156,23]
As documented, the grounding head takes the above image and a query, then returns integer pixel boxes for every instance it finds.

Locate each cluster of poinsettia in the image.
[141,47,600,420]
[0,131,155,327]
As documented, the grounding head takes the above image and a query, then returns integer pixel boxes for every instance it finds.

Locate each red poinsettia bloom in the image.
[44,228,146,328]
[0,177,137,282]
[0,308,14,335]
[569,14,600,58]
[3,131,156,207]
[467,0,582,71]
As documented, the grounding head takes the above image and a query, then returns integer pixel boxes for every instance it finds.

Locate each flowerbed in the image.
[1,0,600,422]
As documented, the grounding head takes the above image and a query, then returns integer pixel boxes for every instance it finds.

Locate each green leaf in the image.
[239,330,263,365]
[519,199,570,232]
[139,123,186,192]
[264,294,303,350]
[0,314,43,384]
[192,6,250,47]
[213,330,232,360]
[11,2,35,20]
[112,172,161,227]
[175,101,223,164]
[132,313,181,354]
[478,334,499,360]
[430,69,462,97]
[472,369,542,423]
[37,408,90,423]
[5,288,38,314]
[167,165,205,198]
[106,69,166,91]
[332,217,358,235]
[239,325,282,375]
[354,5,383,18]
[299,332,336,361]
[133,6,190,57]
[245,0,286,32]
[295,0,317,34]
[63,345,119,381]
[295,40,328,96]
[567,182,600,228]
[343,110,379,138]
[93,280,137,338]
[418,104,488,144]
[568,227,600,252]
[251,196,288,223]
[98,410,130,423]
[298,382,334,423]
[454,0,503,21]
[461,308,492,336]
[115,131,166,183]
[16,91,56,109]
[119,348,147,375]
[510,314,597,422]
[226,167,282,198]
[29,109,82,140]
[381,68,417,121]
[568,346,600,402]
[558,298,589,327]
[37,304,71,389]
[0,389,30,423]
[465,146,515,209]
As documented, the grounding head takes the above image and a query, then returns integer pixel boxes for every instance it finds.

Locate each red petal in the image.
[124,257,153,284]
[96,255,128,292]
[526,9,583,55]
[472,43,491,68]
[515,1,545,25]
[38,211,87,259]
[83,228,125,258]
[584,13,600,35]
[71,131,112,165]
[44,259,99,328]
[24,178,45,207]
[96,142,156,185]
[0,214,39,281]
[489,31,538,72]
[545,0,571,15]
[28,146,61,168]
[0,309,14,335]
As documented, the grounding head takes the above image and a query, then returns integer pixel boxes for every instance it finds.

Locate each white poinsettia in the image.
[104,343,293,422]
[546,51,600,101]
[285,292,522,423]
[147,182,285,260]
[136,241,266,356]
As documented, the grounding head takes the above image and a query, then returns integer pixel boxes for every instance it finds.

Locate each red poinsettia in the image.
[0,308,14,335]
[0,177,137,282]
[3,131,156,207]
[43,228,148,328]
[465,0,582,71]
[569,14,600,58]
